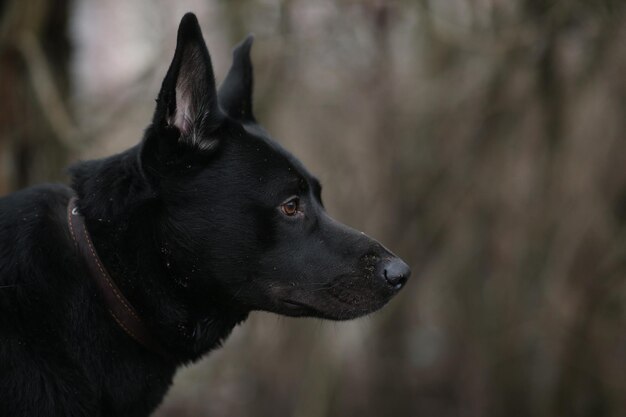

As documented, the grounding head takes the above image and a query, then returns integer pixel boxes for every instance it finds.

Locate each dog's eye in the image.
[280,198,300,216]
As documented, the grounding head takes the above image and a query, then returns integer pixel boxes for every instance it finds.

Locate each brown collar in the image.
[67,197,168,358]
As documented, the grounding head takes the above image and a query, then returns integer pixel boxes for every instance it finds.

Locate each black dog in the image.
[0,13,410,417]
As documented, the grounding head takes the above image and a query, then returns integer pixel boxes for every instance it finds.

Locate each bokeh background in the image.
[1,0,625,416]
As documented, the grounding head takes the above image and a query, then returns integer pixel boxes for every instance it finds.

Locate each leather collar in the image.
[67,197,168,358]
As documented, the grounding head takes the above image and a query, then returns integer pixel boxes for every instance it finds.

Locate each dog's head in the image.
[142,13,410,320]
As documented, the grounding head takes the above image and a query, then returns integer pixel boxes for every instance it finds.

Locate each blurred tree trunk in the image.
[0,0,73,195]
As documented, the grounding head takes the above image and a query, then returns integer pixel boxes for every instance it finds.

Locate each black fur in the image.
[0,13,410,417]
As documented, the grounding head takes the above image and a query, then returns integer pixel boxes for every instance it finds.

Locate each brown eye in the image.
[281,198,299,216]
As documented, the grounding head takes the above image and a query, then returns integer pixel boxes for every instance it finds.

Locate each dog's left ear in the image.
[218,35,256,123]
[152,13,221,151]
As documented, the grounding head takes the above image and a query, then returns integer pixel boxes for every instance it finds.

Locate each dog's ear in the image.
[152,13,221,151]
[218,35,256,123]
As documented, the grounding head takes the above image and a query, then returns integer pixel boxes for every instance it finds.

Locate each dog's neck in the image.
[70,146,248,363]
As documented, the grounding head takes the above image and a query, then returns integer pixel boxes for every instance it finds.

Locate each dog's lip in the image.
[279,297,381,320]
[279,298,324,315]
[280,299,313,310]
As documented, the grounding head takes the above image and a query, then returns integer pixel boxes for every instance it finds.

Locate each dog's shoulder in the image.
[0,183,73,236]
[0,183,74,284]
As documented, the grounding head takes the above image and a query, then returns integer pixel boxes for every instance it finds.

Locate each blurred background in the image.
[1,0,625,416]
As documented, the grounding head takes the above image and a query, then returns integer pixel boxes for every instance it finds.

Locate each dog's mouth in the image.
[277,285,393,320]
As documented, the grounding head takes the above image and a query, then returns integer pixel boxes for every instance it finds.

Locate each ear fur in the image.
[218,35,255,123]
[153,13,221,151]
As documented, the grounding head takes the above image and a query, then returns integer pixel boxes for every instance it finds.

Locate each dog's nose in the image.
[382,258,411,289]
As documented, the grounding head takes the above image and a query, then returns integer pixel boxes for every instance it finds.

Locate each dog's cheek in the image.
[249,206,279,250]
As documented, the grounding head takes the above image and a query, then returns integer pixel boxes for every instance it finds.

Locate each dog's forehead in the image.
[240,123,318,185]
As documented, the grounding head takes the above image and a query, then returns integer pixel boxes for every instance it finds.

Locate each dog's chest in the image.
[96,355,176,417]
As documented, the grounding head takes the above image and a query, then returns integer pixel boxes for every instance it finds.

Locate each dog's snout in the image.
[381,258,411,289]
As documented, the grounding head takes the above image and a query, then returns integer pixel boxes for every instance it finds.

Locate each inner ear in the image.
[171,45,213,137]
[154,13,221,151]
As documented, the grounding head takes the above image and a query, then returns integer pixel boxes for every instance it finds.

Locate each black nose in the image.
[382,258,411,289]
